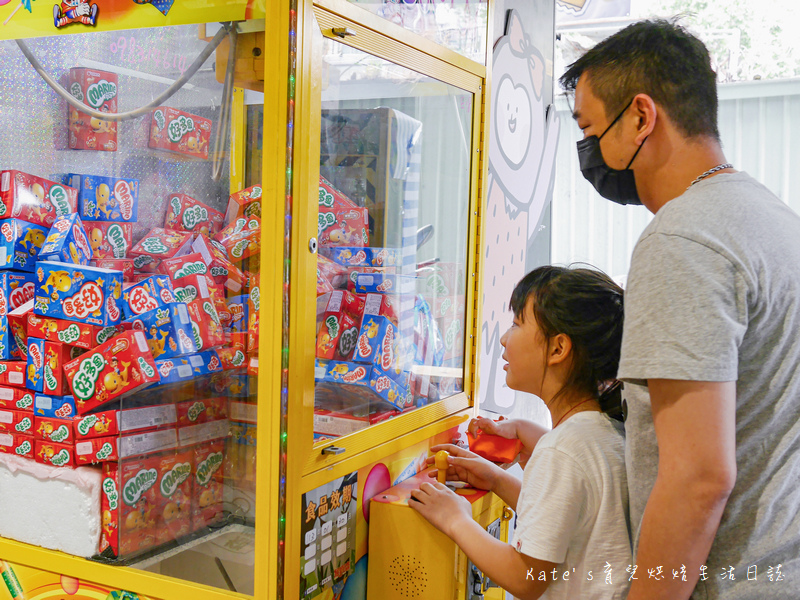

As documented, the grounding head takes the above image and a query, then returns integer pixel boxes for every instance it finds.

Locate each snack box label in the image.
[0,219,49,272]
[35,439,74,467]
[27,310,121,349]
[123,302,197,359]
[176,396,227,427]
[92,258,134,280]
[34,415,75,443]
[155,450,194,543]
[64,330,160,414]
[129,228,193,271]
[85,221,132,259]
[153,350,222,387]
[74,409,119,439]
[121,275,176,319]
[0,361,26,388]
[164,194,224,237]
[170,273,210,304]
[0,408,34,434]
[0,171,78,227]
[224,184,262,225]
[34,261,123,326]
[75,435,119,465]
[322,246,399,267]
[0,432,34,458]
[0,273,36,359]
[149,106,212,160]
[68,69,118,152]
[34,393,77,418]
[0,386,34,411]
[214,216,260,263]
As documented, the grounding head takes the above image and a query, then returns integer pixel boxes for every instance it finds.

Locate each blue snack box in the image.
[39,213,93,265]
[33,261,123,326]
[153,350,223,387]
[0,219,48,272]
[121,275,176,319]
[320,360,411,410]
[67,174,139,223]
[0,272,35,359]
[321,246,400,267]
[123,302,197,359]
[226,294,249,332]
[34,393,77,418]
[354,273,415,295]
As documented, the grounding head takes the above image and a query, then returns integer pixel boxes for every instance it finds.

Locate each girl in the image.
[410,266,631,599]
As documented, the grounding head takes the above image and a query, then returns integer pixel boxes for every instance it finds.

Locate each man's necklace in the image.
[687,163,733,190]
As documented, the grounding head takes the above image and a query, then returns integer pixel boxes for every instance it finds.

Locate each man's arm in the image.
[627,379,737,600]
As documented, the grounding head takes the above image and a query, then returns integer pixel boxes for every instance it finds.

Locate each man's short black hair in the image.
[560,19,720,140]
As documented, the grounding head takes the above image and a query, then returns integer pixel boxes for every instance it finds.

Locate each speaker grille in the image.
[388,553,428,597]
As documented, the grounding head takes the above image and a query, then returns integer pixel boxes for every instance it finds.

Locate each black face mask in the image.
[576,99,646,206]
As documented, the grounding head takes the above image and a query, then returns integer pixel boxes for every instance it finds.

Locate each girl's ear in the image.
[547,333,572,366]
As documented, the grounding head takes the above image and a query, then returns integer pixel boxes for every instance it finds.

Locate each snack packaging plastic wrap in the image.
[0,171,77,227]
[34,261,123,326]
[149,106,211,160]
[67,68,118,152]
[85,222,132,259]
[63,330,160,414]
[129,228,193,274]
[163,193,224,237]
[214,215,260,263]
[67,174,138,223]
[0,219,49,272]
[38,213,93,265]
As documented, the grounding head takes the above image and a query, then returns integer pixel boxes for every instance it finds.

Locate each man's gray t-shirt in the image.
[619,172,800,599]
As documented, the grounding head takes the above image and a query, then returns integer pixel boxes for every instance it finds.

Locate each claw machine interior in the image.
[0,2,290,599]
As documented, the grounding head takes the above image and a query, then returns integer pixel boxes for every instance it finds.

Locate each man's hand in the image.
[409,481,473,538]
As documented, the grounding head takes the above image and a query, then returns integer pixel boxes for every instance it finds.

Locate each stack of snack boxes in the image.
[312,177,456,438]
[0,170,261,561]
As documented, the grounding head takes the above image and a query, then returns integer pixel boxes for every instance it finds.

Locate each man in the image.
[560,20,800,600]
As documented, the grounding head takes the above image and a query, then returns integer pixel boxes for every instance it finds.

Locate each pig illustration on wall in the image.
[479,9,559,413]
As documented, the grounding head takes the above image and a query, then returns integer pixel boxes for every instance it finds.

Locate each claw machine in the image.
[0,0,508,598]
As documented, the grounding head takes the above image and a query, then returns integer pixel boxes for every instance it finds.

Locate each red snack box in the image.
[0,361,26,388]
[27,311,121,350]
[164,194,224,237]
[43,340,85,396]
[316,307,358,361]
[159,252,209,281]
[34,415,74,443]
[129,228,194,274]
[86,222,132,259]
[64,331,160,414]
[318,177,368,247]
[149,107,211,160]
[176,397,228,427]
[68,68,118,152]
[214,215,260,263]
[115,455,160,556]
[0,408,33,435]
[7,301,31,361]
[35,439,74,467]
[93,258,134,280]
[0,170,78,227]
[247,285,259,354]
[0,386,34,411]
[191,234,247,293]
[224,184,262,225]
[75,435,119,465]
[73,408,119,439]
[318,254,348,289]
[215,347,247,370]
[155,450,194,543]
[192,440,225,530]
[0,432,33,457]
[186,298,224,351]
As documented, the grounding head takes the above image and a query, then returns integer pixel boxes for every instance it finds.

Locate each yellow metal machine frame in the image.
[0,0,496,598]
